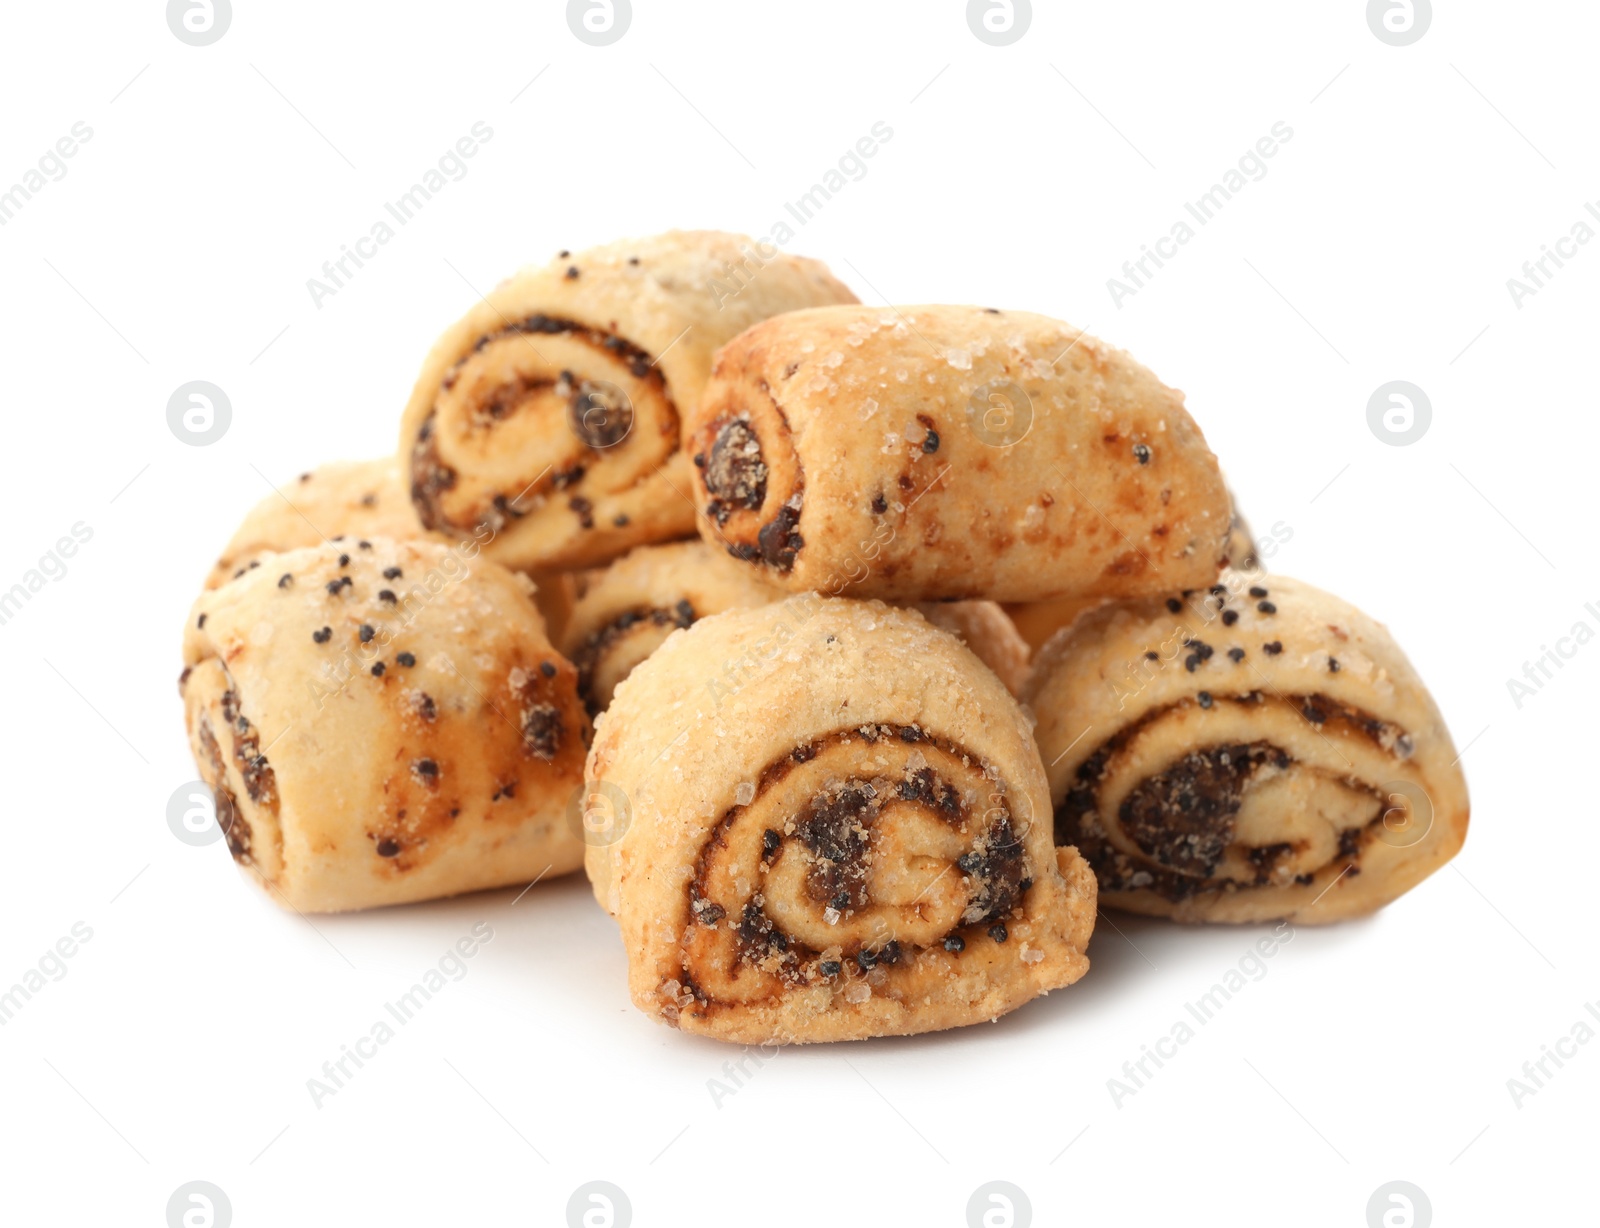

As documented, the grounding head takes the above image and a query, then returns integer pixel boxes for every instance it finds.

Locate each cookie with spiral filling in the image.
[1025,571,1469,923]
[399,231,857,572]
[584,597,1096,1044]
[560,540,786,715]
[685,305,1231,602]
[180,537,589,912]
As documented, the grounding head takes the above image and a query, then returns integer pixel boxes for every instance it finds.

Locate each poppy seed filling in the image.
[688,726,1031,999]
[703,416,767,525]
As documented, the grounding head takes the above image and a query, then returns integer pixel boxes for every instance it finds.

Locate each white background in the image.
[0,1,1593,1225]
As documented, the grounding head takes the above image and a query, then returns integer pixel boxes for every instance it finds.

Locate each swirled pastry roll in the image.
[560,540,786,714]
[561,540,1033,713]
[1003,490,1260,652]
[585,598,1096,1044]
[205,458,420,589]
[180,538,589,912]
[685,305,1231,602]
[400,231,858,572]
[1025,572,1469,923]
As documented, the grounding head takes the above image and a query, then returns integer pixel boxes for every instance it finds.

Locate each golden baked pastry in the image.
[560,539,784,714]
[562,540,1033,713]
[1025,572,1469,923]
[180,537,589,911]
[205,457,419,589]
[1004,487,1260,652]
[399,231,858,572]
[915,600,1031,696]
[527,569,578,645]
[685,305,1231,602]
[585,597,1096,1044]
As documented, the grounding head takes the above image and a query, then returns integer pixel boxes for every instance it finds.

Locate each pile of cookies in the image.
[180,230,1469,1045]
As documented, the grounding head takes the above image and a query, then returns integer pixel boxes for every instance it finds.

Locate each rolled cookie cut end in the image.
[688,305,1232,603]
[180,537,590,912]
[585,597,1095,1044]
[1025,572,1469,923]
[696,406,806,573]
[560,540,788,715]
[398,231,858,572]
